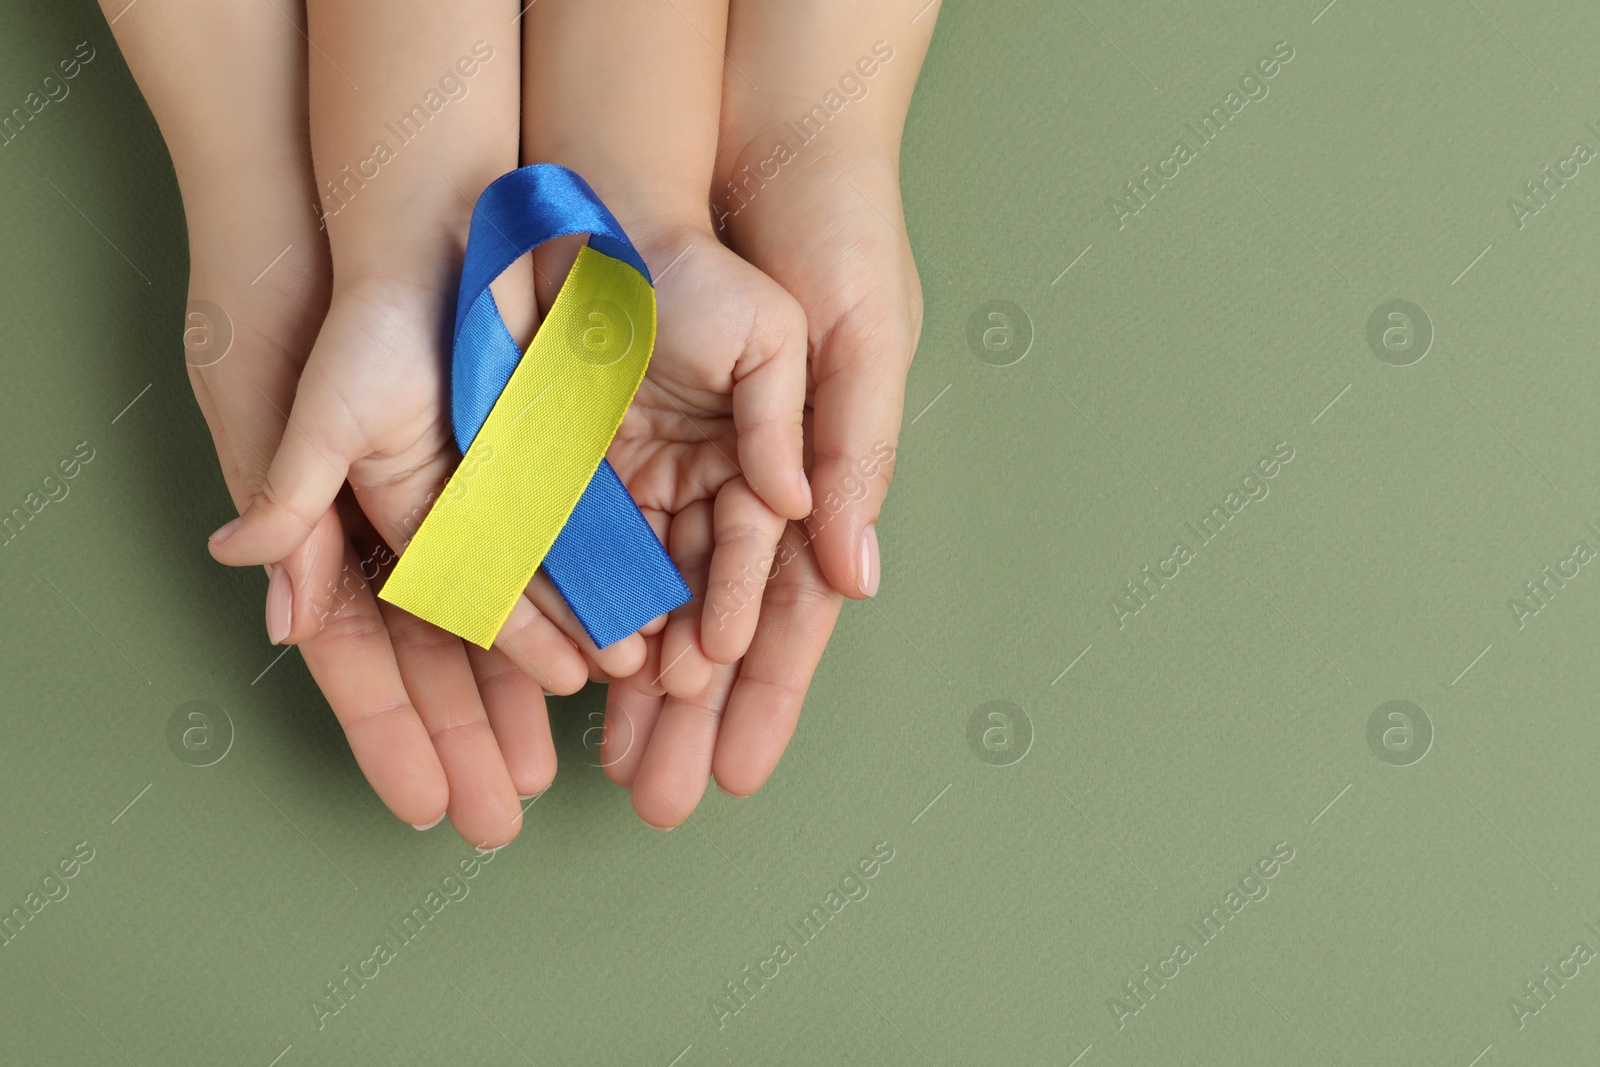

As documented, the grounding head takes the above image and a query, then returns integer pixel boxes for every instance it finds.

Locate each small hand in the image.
[530,223,812,703]
[597,46,931,827]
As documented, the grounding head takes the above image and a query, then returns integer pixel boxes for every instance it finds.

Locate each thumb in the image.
[207,368,361,568]
[728,264,812,522]
[804,308,919,601]
[187,356,350,648]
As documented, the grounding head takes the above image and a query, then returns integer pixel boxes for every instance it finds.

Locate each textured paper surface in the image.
[4,1,1600,1064]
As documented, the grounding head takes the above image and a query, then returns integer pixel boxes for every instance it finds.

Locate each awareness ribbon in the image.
[379,165,691,649]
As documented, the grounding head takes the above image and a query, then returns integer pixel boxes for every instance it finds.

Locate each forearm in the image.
[102,1,319,286]
[305,0,521,287]
[520,0,727,232]
[718,0,938,173]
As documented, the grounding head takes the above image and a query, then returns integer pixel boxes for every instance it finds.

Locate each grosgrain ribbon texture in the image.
[379,165,691,649]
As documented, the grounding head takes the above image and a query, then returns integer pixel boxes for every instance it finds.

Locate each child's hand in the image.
[594,0,940,822]
[517,0,823,827]
[528,224,813,698]
[203,8,650,692]
[521,0,812,711]
[597,157,918,814]
[196,1,662,845]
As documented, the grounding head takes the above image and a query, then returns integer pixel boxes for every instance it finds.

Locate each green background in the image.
[3,0,1599,1063]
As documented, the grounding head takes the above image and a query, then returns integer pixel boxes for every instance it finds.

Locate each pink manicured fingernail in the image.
[266,564,292,645]
[858,524,880,597]
[210,518,241,544]
[411,814,445,831]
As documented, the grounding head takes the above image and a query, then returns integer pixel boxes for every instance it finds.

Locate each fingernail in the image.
[209,518,241,544]
[647,821,676,832]
[858,524,880,597]
[266,564,293,645]
[411,814,445,831]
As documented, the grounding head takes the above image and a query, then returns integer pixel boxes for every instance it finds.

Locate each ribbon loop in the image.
[379,165,691,649]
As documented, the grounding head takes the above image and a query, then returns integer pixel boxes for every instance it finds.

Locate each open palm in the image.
[595,133,925,828]
[532,223,813,698]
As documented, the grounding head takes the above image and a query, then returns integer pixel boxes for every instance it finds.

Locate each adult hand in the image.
[593,5,936,826]
[105,0,555,847]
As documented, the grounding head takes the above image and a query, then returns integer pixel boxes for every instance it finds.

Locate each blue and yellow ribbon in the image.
[379,165,691,649]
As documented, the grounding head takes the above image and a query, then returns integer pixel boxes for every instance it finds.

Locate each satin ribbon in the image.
[379,165,691,649]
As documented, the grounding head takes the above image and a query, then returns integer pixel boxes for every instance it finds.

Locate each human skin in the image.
[100,0,461,833]
[272,0,661,846]
[204,1,659,701]
[102,0,937,838]
[104,0,605,847]
[520,0,819,826]
[598,0,938,822]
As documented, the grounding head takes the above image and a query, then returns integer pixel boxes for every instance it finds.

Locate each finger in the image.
[638,506,674,637]
[630,630,669,698]
[380,602,523,848]
[207,359,363,567]
[188,353,349,650]
[806,310,916,600]
[700,476,785,664]
[524,570,648,679]
[600,674,665,788]
[467,644,557,800]
[202,437,350,654]
[296,537,449,829]
[274,494,387,647]
[351,462,594,697]
[660,502,716,699]
[731,276,811,521]
[631,662,738,829]
[494,596,592,696]
[712,523,843,798]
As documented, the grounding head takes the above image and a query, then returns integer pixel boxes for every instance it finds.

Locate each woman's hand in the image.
[105,0,560,847]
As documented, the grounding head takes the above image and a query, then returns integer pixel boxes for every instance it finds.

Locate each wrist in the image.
[180,181,329,304]
[712,122,900,236]
[531,140,714,241]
